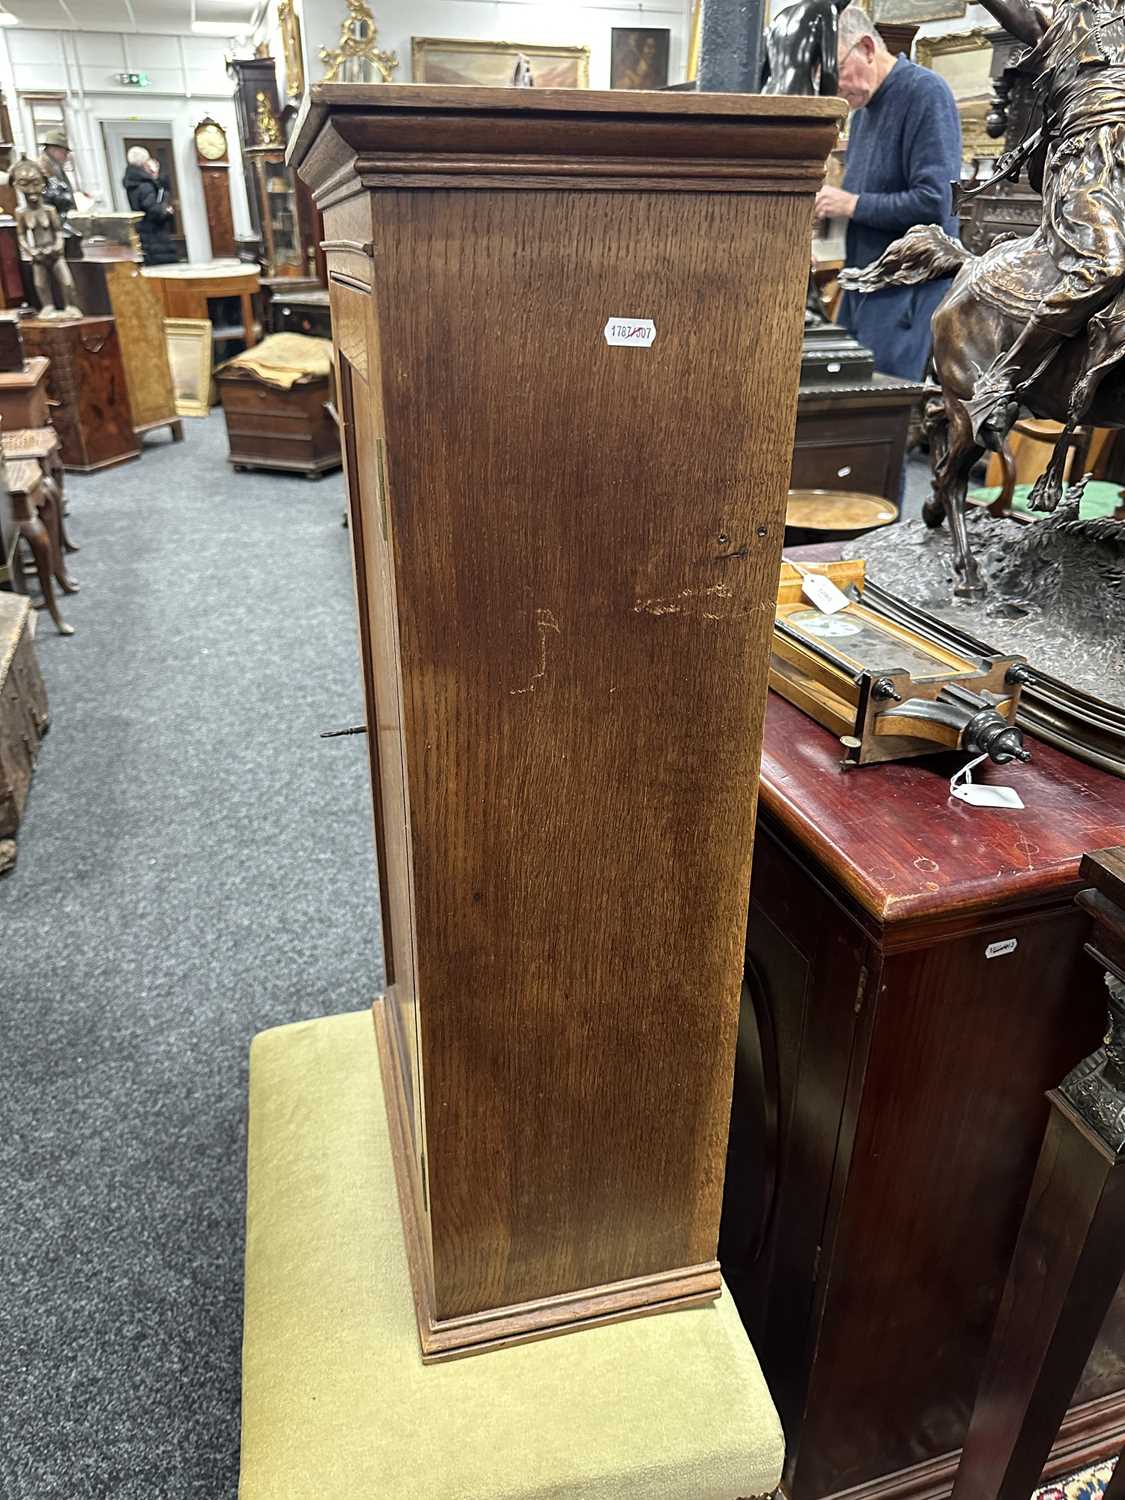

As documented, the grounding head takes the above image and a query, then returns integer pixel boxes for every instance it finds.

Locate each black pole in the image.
[697,0,765,93]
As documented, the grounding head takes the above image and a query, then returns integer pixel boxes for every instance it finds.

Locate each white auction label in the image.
[986,938,1018,959]
[604,317,656,348]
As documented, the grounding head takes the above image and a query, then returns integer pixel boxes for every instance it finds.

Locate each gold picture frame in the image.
[278,0,305,99]
[410,36,590,89]
[915,29,1001,158]
[164,318,213,418]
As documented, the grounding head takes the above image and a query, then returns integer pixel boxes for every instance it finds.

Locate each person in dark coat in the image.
[814,7,962,381]
[123,147,177,265]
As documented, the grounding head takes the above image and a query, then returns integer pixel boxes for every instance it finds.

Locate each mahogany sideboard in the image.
[720,691,1125,1499]
[20,317,139,473]
[292,82,845,1362]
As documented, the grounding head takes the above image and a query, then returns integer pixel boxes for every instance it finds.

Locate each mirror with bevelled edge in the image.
[289,82,845,1362]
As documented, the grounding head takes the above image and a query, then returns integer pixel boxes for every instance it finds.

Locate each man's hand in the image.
[815,186,858,220]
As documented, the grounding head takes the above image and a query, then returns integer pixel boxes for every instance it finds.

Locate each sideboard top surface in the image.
[289,82,846,187]
[760,691,1125,932]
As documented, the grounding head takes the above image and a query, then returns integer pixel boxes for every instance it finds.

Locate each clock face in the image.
[195,122,227,161]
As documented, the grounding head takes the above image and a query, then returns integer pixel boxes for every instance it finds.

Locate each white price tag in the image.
[950,753,1025,810]
[604,317,656,348]
[986,938,1018,958]
[801,571,850,614]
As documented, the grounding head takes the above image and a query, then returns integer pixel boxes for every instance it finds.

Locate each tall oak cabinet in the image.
[291,83,843,1361]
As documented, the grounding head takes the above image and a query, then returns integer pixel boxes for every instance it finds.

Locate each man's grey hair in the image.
[838,6,888,50]
[126,145,151,166]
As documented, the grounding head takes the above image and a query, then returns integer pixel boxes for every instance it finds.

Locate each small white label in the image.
[604,317,656,348]
[986,938,1018,958]
[950,752,1026,810]
[827,361,842,373]
[801,573,850,614]
[951,784,1025,809]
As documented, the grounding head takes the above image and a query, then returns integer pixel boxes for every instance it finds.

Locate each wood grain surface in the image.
[375,183,813,1323]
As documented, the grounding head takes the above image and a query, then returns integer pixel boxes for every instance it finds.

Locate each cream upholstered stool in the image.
[239,1011,785,1500]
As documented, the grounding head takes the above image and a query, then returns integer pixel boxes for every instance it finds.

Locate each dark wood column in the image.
[952,847,1125,1500]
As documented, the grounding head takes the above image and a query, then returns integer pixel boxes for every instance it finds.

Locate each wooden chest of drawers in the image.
[269,288,331,340]
[792,375,924,501]
[216,368,340,478]
[20,317,139,472]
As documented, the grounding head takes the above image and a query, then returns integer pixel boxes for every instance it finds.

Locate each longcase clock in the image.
[194,116,236,260]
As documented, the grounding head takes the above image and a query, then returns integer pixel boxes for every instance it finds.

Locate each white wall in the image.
[298,0,694,92]
[0,26,253,261]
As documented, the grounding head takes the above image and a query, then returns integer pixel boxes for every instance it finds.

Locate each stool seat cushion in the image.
[239,1010,785,1500]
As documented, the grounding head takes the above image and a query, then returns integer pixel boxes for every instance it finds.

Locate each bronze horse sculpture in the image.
[839,0,1125,599]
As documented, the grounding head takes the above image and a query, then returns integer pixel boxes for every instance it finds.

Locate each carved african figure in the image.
[11,160,81,321]
[839,0,1125,598]
[762,0,849,95]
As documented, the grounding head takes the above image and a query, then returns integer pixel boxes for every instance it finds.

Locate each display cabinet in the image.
[250,151,304,277]
[292,82,844,1363]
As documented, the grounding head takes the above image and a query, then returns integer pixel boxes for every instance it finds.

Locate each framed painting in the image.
[916,29,1001,158]
[610,28,671,90]
[164,318,213,418]
[410,37,590,89]
[872,0,967,23]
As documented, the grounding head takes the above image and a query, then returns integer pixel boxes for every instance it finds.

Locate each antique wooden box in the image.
[20,317,139,473]
[216,364,340,478]
[720,689,1125,1499]
[291,83,844,1361]
[0,356,49,432]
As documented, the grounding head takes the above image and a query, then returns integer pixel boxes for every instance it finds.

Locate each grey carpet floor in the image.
[0,414,382,1499]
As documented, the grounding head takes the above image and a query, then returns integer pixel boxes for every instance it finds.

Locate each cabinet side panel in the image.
[373,186,812,1319]
[333,278,424,1170]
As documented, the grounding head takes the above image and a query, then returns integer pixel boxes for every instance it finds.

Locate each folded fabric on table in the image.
[217,332,333,389]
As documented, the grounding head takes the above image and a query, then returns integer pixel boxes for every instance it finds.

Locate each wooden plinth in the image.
[373,998,719,1362]
[294,83,845,1359]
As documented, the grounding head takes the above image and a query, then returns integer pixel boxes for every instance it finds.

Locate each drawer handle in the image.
[827,361,842,373]
[320,239,374,256]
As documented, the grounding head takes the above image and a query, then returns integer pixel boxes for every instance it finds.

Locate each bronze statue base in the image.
[842,506,1125,772]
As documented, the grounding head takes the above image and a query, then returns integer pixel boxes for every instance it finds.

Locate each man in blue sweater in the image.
[813,7,962,381]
